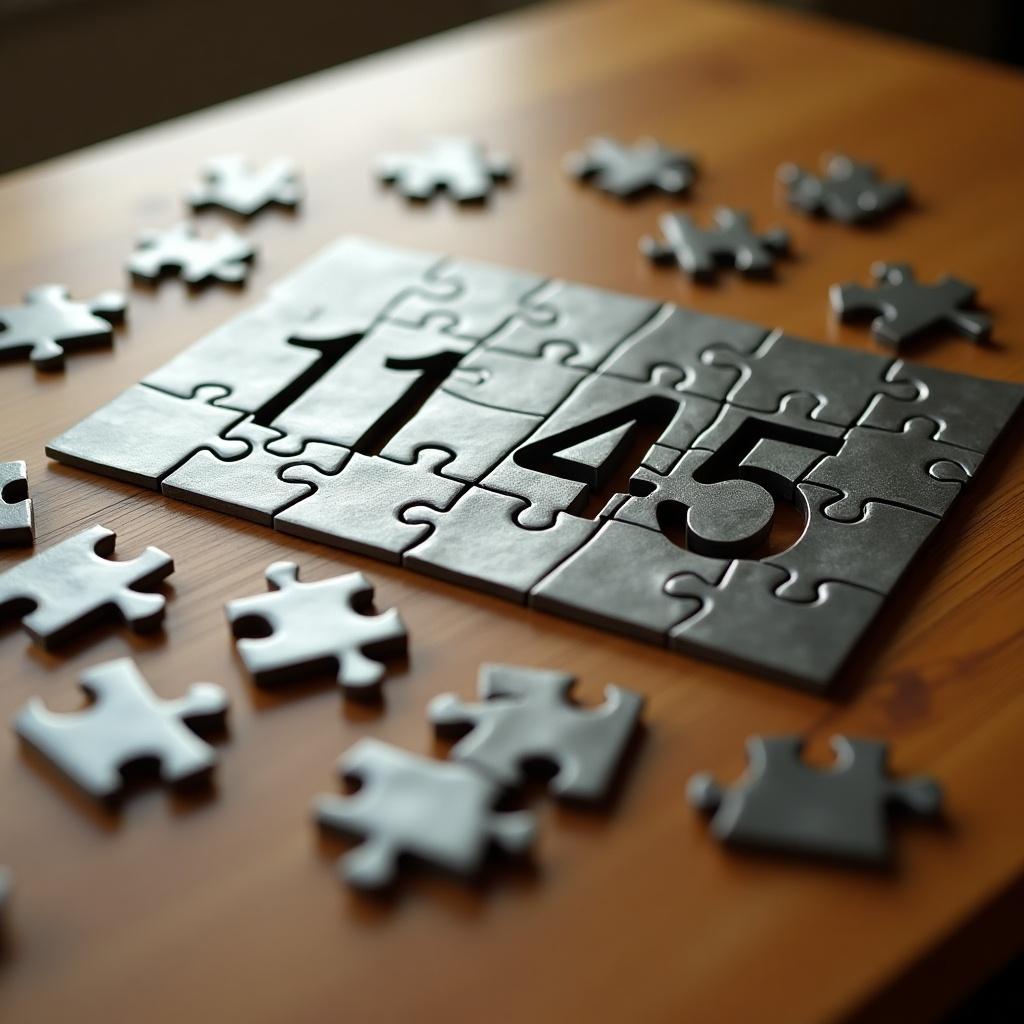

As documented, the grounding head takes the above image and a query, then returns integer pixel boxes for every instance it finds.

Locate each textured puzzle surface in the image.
[47,236,1023,689]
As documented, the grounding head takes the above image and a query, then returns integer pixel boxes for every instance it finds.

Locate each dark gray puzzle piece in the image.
[314,738,536,890]
[430,663,644,802]
[128,223,255,286]
[688,735,942,864]
[377,137,512,202]
[0,284,125,370]
[189,155,302,216]
[226,562,407,699]
[0,525,173,648]
[14,657,228,802]
[778,154,908,224]
[831,262,991,348]
[0,461,34,546]
[565,136,697,197]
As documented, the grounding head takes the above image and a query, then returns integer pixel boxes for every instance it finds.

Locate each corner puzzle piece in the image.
[860,358,1024,454]
[0,525,173,648]
[188,155,302,216]
[377,137,512,202]
[226,562,406,699]
[831,262,991,349]
[688,735,942,864]
[315,738,536,890]
[710,330,915,428]
[0,461,33,546]
[667,560,883,688]
[161,418,348,525]
[566,136,697,198]
[531,518,728,643]
[128,223,255,286]
[806,418,981,521]
[430,664,644,802]
[766,483,939,601]
[276,449,464,563]
[403,486,599,603]
[0,284,125,370]
[777,154,908,224]
[46,383,248,488]
[15,657,228,803]
[642,208,789,279]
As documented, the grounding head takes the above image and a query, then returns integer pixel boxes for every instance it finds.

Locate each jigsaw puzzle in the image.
[566,136,697,197]
[48,236,1023,689]
[128,223,255,286]
[377,137,512,202]
[188,155,302,216]
[0,461,34,546]
[777,154,908,224]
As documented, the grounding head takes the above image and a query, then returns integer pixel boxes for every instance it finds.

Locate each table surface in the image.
[1,1,1023,1021]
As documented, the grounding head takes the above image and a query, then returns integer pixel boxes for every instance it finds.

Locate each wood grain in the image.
[1,1,1023,1021]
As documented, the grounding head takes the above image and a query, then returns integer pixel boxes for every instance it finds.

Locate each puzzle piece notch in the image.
[430,664,644,802]
[0,525,173,649]
[188,155,303,216]
[778,154,908,224]
[314,738,536,890]
[831,262,991,348]
[128,223,256,286]
[688,735,942,864]
[0,461,34,546]
[642,208,789,279]
[566,136,697,197]
[0,284,126,370]
[226,562,407,699]
[15,657,228,802]
[377,137,512,202]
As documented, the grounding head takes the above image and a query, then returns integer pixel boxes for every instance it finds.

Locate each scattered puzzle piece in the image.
[688,735,942,864]
[377,137,512,202]
[831,262,991,348]
[128,223,255,286]
[566,136,697,197]
[0,284,125,370]
[777,154,908,224]
[0,525,173,648]
[226,562,407,699]
[642,208,789,279]
[314,738,536,890]
[188,154,302,216]
[430,663,644,802]
[0,461,33,546]
[15,657,228,803]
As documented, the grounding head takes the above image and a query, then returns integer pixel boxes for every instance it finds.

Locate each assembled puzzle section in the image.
[47,236,1024,690]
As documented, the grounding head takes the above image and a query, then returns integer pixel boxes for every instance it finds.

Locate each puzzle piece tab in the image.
[566,136,697,197]
[188,155,302,216]
[377,137,512,202]
[778,154,908,224]
[128,223,255,286]
[0,461,34,546]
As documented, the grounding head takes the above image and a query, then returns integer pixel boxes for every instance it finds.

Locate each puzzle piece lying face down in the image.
[226,563,407,699]
[314,738,537,890]
[689,735,943,864]
[15,657,228,804]
[0,461,34,546]
[429,664,644,802]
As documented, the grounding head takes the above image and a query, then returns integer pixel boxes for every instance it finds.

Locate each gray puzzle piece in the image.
[128,223,255,286]
[778,154,908,224]
[642,208,789,279]
[531,518,728,642]
[430,664,644,802]
[276,450,464,563]
[377,136,512,202]
[0,525,173,648]
[314,738,536,890]
[486,280,658,369]
[566,136,697,197]
[688,735,942,864]
[0,867,10,930]
[859,358,1024,453]
[831,262,991,348]
[46,383,248,488]
[15,657,228,803]
[403,486,599,603]
[806,418,982,521]
[766,483,939,601]
[161,418,348,525]
[226,562,407,699]
[0,284,125,370]
[667,560,883,688]
[188,155,302,216]
[0,461,34,546]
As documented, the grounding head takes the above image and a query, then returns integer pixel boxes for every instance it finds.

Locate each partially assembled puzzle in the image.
[46,237,1022,689]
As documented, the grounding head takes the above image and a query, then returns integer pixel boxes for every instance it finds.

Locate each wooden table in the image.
[1,1,1022,1020]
